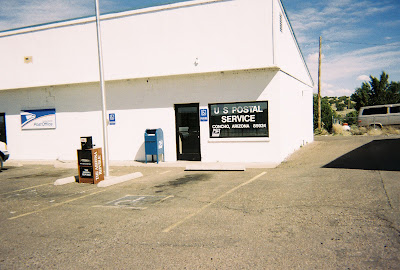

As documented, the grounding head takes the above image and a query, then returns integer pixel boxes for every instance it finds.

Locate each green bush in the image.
[336,103,346,111]
[314,95,335,131]
[344,111,358,126]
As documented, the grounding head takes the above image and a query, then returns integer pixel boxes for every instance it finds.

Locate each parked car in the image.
[0,141,10,171]
[358,103,400,128]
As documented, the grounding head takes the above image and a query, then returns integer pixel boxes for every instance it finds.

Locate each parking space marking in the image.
[8,189,107,220]
[160,170,171,175]
[6,170,171,220]
[0,182,53,196]
[153,195,174,205]
[95,195,174,210]
[162,171,267,233]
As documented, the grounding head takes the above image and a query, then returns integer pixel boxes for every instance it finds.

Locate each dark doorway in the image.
[175,104,201,161]
[0,113,6,143]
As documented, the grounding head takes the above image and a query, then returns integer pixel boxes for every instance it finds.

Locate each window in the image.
[209,101,268,138]
[362,107,387,115]
[390,106,400,114]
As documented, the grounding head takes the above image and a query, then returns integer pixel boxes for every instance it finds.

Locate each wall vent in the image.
[279,14,283,33]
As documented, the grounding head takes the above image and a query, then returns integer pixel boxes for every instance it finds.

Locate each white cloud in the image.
[322,27,369,41]
[326,44,400,80]
[324,88,353,97]
[306,52,324,63]
[288,0,400,96]
[290,0,390,31]
[378,19,400,27]
[305,42,400,96]
[312,80,353,97]
[288,0,397,47]
[357,75,370,81]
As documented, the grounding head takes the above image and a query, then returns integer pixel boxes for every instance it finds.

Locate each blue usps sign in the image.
[109,113,116,125]
[200,109,208,122]
[21,109,56,130]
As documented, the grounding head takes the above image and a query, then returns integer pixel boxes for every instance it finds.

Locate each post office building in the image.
[0,0,314,165]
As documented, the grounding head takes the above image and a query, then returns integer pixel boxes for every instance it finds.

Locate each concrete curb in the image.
[97,172,143,187]
[54,176,76,185]
[6,160,280,169]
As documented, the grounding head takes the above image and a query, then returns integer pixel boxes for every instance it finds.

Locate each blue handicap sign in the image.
[109,113,116,125]
[200,109,208,122]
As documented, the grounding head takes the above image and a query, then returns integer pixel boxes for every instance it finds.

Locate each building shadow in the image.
[323,138,400,171]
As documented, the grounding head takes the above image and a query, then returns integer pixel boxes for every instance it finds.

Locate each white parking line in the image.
[153,195,174,205]
[8,189,107,220]
[162,171,267,233]
[0,183,53,196]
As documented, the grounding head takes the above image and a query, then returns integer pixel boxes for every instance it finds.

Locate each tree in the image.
[351,82,370,111]
[314,94,335,131]
[336,103,345,111]
[344,111,358,126]
[351,71,400,111]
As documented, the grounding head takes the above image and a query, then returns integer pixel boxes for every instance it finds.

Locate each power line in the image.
[324,39,400,47]
[299,39,400,47]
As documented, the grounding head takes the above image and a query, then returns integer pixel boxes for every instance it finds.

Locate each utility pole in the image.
[318,36,322,130]
[94,0,110,177]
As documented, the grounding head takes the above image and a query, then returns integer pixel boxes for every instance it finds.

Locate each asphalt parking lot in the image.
[0,135,399,269]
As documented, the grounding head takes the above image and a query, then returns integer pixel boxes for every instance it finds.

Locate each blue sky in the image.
[0,0,399,97]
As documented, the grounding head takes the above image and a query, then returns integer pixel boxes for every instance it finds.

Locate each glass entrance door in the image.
[0,113,6,143]
[175,104,201,161]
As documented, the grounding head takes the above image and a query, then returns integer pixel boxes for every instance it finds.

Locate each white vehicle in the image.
[358,103,400,128]
[0,141,9,171]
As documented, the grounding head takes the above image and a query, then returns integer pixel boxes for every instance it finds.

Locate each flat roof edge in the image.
[276,0,314,87]
[0,65,281,91]
[0,0,227,37]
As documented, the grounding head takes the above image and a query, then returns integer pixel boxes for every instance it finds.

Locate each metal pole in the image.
[317,36,322,130]
[94,0,110,177]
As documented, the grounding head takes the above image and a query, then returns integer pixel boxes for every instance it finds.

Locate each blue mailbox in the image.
[144,128,164,163]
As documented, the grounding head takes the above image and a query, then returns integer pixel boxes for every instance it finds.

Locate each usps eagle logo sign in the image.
[21,109,56,130]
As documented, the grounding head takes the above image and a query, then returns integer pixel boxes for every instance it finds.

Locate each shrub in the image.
[367,128,383,136]
[350,126,367,135]
[314,128,329,135]
[382,126,400,135]
[332,124,343,135]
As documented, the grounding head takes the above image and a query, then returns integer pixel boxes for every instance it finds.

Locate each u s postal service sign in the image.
[209,101,268,138]
[21,109,56,130]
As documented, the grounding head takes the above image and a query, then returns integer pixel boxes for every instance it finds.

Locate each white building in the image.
[0,0,313,165]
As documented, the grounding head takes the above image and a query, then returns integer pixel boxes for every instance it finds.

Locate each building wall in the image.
[0,0,314,164]
[276,72,314,161]
[272,0,313,86]
[0,0,274,91]
[0,69,311,164]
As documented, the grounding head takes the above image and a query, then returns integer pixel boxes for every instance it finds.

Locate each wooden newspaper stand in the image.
[77,148,104,184]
